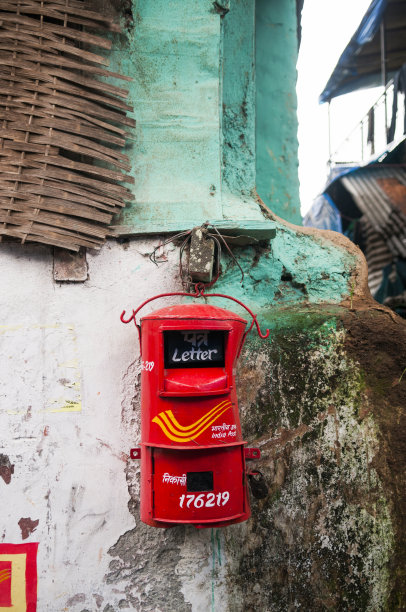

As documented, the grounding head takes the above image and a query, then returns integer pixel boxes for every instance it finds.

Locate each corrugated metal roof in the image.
[319,0,406,102]
[359,216,393,295]
[341,167,406,257]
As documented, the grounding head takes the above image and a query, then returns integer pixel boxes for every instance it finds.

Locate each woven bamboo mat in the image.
[0,0,134,251]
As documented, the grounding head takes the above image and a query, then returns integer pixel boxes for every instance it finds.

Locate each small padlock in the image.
[248,471,268,499]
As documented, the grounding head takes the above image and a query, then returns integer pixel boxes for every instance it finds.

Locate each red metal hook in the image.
[120,310,137,325]
[120,284,269,351]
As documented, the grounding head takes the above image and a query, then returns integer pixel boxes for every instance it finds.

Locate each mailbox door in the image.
[151,446,247,524]
[161,326,231,396]
[159,324,234,396]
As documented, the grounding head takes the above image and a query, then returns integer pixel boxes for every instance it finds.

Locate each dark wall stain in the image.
[107,525,191,612]
[278,266,308,297]
[93,593,104,609]
[212,1,230,17]
[121,0,134,31]
[66,593,86,606]
[0,454,14,485]
[341,303,406,609]
[224,304,404,611]
[92,0,134,31]
[18,517,39,540]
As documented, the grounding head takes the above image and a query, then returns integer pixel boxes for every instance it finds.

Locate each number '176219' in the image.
[179,492,229,508]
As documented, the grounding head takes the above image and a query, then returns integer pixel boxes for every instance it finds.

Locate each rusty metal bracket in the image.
[130,448,141,459]
[244,447,261,460]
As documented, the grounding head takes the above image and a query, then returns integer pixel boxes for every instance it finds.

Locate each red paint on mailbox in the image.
[128,302,254,528]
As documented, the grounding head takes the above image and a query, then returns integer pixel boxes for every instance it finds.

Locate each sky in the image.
[296,0,380,215]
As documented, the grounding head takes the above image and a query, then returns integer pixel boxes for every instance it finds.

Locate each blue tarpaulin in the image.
[319,0,387,103]
[302,194,343,233]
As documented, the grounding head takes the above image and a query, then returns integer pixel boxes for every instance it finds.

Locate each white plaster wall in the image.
[0,240,225,611]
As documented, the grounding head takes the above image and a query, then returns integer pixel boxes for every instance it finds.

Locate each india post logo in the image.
[0,544,38,611]
[152,400,232,442]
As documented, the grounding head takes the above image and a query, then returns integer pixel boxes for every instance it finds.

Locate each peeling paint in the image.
[18,518,39,540]
[65,593,86,606]
[0,455,14,485]
[107,0,299,235]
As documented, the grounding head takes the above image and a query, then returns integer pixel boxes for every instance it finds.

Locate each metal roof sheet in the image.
[340,166,406,257]
[319,0,406,103]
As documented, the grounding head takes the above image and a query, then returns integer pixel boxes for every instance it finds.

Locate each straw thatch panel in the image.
[0,0,134,251]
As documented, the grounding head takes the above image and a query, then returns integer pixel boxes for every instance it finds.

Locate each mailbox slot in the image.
[160,326,232,397]
[187,471,213,492]
[164,330,225,368]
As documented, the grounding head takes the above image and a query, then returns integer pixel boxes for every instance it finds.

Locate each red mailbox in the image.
[122,290,267,528]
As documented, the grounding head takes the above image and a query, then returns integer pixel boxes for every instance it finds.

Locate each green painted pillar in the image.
[256,0,301,224]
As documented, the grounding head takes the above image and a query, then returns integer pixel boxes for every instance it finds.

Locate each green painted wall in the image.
[108,0,224,233]
[104,0,301,235]
[256,0,301,224]
[222,0,256,197]
[213,226,356,310]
